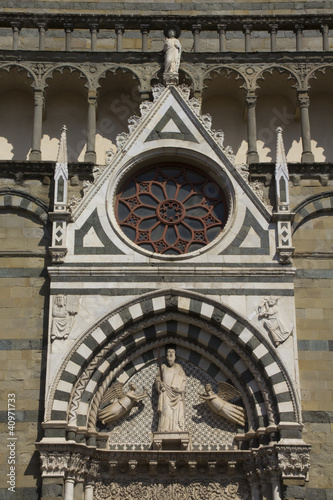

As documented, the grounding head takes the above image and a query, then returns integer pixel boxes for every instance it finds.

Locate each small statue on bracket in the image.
[98,382,148,426]
[199,382,246,427]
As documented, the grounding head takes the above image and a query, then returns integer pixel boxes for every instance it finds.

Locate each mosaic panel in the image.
[98,359,240,451]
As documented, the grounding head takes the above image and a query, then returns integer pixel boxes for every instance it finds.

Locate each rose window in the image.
[116,165,228,255]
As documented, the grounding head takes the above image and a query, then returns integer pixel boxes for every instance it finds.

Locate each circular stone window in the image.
[115,165,228,255]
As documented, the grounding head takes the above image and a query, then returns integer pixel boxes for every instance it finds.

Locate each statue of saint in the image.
[155,348,187,432]
[51,295,76,341]
[163,28,181,74]
[199,382,246,427]
[98,382,147,426]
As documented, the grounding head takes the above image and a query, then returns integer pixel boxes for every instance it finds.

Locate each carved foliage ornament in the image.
[95,478,250,500]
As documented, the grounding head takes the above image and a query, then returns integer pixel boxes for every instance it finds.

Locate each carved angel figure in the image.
[257,297,292,346]
[98,382,147,426]
[199,382,246,427]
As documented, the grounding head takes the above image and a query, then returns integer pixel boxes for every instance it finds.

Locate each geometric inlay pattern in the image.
[116,165,228,254]
[98,360,240,451]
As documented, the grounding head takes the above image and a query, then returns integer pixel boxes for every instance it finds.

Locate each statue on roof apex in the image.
[163,25,181,86]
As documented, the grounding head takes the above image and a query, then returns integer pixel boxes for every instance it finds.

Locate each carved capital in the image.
[246,94,257,108]
[34,89,45,106]
[115,24,125,34]
[276,445,311,480]
[63,23,73,33]
[217,24,227,34]
[89,23,99,33]
[297,92,310,108]
[88,90,98,105]
[192,24,202,34]
[243,23,252,34]
[10,21,21,32]
[294,24,304,34]
[269,23,279,33]
[140,23,150,34]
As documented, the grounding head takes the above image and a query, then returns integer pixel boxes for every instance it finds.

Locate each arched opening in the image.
[202,69,247,164]
[96,69,140,164]
[308,67,333,162]
[42,67,88,162]
[256,68,300,162]
[0,66,34,160]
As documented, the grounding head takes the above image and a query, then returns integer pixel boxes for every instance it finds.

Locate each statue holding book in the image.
[155,347,187,432]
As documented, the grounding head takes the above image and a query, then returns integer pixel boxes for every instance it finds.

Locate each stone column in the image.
[115,24,124,52]
[295,24,303,51]
[63,478,75,500]
[321,24,329,51]
[11,22,21,50]
[297,91,314,163]
[271,478,282,500]
[250,482,261,500]
[84,90,98,163]
[269,23,278,52]
[246,92,259,164]
[84,484,94,500]
[192,24,201,52]
[29,89,44,161]
[243,24,252,52]
[64,23,73,51]
[140,24,150,52]
[37,23,47,50]
[89,23,99,51]
[217,24,227,52]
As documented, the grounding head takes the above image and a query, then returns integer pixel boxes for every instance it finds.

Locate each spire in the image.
[54,125,68,208]
[56,125,68,165]
[275,127,289,211]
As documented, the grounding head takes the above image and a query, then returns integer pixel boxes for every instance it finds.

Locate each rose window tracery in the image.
[116,165,228,255]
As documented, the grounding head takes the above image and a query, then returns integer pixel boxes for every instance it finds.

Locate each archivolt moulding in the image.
[46,289,301,437]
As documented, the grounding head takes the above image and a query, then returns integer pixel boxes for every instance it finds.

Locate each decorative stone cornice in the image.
[0,13,332,32]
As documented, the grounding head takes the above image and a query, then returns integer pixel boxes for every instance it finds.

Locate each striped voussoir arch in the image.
[292,191,333,233]
[0,188,49,225]
[49,289,300,432]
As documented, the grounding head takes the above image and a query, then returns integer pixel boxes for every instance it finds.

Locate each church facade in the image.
[0,2,332,499]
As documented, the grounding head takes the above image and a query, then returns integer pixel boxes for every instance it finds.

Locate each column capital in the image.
[246,93,257,107]
[243,23,252,34]
[320,23,329,34]
[87,89,98,103]
[64,22,73,32]
[269,23,279,33]
[89,23,99,33]
[192,23,201,34]
[115,24,125,34]
[37,22,48,32]
[217,23,227,33]
[140,23,150,34]
[297,91,310,108]
[294,23,304,33]
[10,21,21,32]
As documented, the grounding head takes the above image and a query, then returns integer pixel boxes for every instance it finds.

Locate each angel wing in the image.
[217,381,241,402]
[100,381,125,406]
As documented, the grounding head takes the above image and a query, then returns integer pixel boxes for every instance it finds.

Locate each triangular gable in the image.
[70,85,271,225]
[145,106,199,143]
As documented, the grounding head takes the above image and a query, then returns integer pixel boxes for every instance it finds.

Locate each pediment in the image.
[72,85,271,224]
